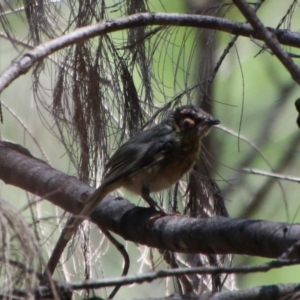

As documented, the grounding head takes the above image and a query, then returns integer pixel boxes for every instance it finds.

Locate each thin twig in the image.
[243,168,300,183]
[70,258,300,290]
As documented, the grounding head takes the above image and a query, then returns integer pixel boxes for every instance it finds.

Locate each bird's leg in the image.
[141,186,168,216]
[141,187,180,221]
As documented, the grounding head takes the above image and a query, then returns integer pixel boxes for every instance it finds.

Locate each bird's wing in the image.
[102,123,178,188]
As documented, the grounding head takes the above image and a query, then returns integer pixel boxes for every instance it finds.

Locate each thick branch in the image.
[0,13,300,93]
[1,141,300,258]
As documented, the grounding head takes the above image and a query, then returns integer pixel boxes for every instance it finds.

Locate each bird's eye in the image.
[197,117,204,123]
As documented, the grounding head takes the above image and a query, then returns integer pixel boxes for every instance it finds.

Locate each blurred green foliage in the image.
[1,0,300,297]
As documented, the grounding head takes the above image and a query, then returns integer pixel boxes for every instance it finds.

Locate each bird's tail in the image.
[45,185,115,275]
[64,185,111,240]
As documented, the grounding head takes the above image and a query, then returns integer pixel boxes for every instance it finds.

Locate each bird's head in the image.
[173,105,220,138]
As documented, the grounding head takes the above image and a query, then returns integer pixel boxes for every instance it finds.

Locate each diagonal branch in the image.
[1,141,300,258]
[233,0,300,83]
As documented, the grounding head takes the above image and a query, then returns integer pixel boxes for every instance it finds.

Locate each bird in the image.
[64,105,220,239]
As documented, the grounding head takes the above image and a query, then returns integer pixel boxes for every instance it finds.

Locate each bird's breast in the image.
[122,138,201,194]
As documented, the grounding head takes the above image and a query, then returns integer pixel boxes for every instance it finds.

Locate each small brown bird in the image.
[65,105,220,239]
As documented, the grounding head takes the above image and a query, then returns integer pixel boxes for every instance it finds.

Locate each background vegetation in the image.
[0,0,300,299]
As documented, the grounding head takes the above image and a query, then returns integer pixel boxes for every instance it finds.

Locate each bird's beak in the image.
[203,117,220,126]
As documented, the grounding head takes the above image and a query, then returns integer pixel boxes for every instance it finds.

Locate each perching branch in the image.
[1,141,300,259]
